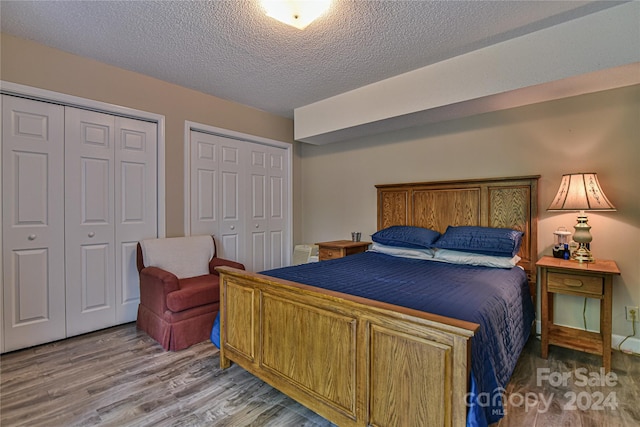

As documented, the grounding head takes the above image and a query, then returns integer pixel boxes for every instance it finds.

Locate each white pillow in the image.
[369,242,434,260]
[141,235,214,279]
[431,248,521,269]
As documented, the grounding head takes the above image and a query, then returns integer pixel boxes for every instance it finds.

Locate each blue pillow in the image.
[434,226,524,257]
[371,226,441,249]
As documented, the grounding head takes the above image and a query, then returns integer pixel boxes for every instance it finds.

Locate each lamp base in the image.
[572,244,594,263]
[571,213,594,263]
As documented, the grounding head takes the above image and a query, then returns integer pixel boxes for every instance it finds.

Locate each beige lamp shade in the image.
[548,173,616,212]
[547,173,615,262]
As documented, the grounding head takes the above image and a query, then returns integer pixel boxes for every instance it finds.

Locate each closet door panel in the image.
[248,144,268,272]
[219,140,244,262]
[268,147,288,269]
[115,117,157,323]
[81,244,110,308]
[64,107,116,336]
[2,96,66,351]
[190,131,219,236]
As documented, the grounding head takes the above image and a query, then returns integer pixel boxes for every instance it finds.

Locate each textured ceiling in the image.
[0,1,623,118]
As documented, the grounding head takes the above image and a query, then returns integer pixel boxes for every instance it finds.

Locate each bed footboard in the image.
[217,267,478,427]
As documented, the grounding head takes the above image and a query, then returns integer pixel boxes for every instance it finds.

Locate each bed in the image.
[216,175,539,427]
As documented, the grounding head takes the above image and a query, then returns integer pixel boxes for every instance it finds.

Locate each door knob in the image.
[28,234,37,240]
[88,232,95,238]
[230,225,235,230]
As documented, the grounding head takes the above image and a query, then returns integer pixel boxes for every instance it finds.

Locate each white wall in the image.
[297,85,640,346]
[295,2,640,144]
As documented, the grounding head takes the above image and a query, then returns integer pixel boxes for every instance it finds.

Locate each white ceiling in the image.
[0,1,624,119]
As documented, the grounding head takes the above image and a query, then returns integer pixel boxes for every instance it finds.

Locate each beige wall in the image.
[298,85,640,339]
[0,33,294,237]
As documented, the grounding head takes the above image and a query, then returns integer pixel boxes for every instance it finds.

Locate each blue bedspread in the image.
[214,252,534,426]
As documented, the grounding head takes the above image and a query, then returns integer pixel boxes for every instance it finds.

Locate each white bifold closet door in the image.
[114,115,157,324]
[2,96,157,351]
[64,108,116,336]
[64,107,157,336]
[189,131,241,259]
[189,130,289,271]
[1,96,66,350]
[246,143,288,272]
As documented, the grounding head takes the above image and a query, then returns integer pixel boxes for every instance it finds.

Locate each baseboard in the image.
[612,334,640,355]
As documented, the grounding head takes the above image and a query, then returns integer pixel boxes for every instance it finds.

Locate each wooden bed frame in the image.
[217,175,539,427]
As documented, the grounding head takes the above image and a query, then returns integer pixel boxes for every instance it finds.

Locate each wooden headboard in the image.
[376,175,539,299]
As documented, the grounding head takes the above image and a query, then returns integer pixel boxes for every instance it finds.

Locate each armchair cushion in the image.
[141,235,214,279]
[166,275,220,312]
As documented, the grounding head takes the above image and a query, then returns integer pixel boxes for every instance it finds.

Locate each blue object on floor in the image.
[210,312,220,348]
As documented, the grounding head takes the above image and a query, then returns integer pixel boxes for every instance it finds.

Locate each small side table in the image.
[537,256,620,372]
[316,240,370,261]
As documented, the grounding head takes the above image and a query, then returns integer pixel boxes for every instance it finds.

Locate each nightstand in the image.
[316,240,371,261]
[537,256,620,372]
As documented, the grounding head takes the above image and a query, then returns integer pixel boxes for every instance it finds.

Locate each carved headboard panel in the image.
[376,176,539,298]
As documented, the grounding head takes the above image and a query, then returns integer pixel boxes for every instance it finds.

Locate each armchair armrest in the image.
[209,257,245,275]
[139,266,180,315]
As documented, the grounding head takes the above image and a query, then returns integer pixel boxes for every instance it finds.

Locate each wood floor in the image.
[1,323,638,427]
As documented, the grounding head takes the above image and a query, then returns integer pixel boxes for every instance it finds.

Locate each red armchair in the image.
[136,235,244,351]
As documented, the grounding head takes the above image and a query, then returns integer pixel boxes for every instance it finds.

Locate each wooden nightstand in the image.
[537,256,620,372]
[316,240,370,261]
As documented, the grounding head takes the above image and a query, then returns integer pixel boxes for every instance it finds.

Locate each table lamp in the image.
[547,173,616,262]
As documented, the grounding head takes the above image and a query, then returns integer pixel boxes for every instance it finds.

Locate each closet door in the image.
[115,117,157,323]
[247,143,269,272]
[189,131,245,261]
[266,146,288,269]
[189,130,220,236]
[64,107,116,336]
[246,143,289,271]
[218,138,245,262]
[1,96,66,351]
[188,130,289,270]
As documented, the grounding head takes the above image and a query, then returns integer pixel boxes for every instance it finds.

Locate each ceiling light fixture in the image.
[261,0,332,30]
